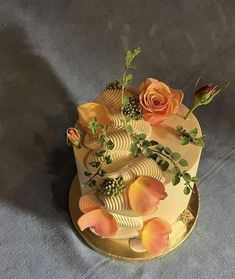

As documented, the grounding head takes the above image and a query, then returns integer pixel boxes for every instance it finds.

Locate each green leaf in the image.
[143,150,153,158]
[189,128,198,138]
[156,156,163,164]
[172,166,180,175]
[176,125,183,132]
[180,136,190,145]
[150,140,159,146]
[138,133,147,140]
[98,169,106,177]
[171,152,181,161]
[184,186,191,195]
[125,50,132,66]
[89,161,100,168]
[172,175,180,186]
[104,155,112,164]
[133,47,141,58]
[88,179,96,187]
[163,146,172,155]
[155,144,163,152]
[107,140,115,150]
[179,159,189,167]
[160,160,169,171]
[125,74,133,86]
[191,176,200,183]
[88,117,98,135]
[182,172,191,183]
[196,138,205,148]
[84,171,92,176]
[98,134,105,144]
[131,143,141,157]
[126,125,133,133]
[142,140,151,147]
[124,115,131,122]
[96,149,106,157]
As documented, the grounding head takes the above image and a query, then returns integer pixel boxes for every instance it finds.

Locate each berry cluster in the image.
[123,97,142,120]
[100,176,125,197]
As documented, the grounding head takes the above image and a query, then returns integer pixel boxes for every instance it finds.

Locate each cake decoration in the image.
[66,47,229,256]
[185,80,230,120]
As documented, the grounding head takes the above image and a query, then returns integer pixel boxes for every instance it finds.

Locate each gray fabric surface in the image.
[0,1,235,278]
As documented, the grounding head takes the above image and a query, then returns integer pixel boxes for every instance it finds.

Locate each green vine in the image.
[82,117,114,188]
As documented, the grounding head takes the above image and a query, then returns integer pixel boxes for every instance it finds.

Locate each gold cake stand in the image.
[69,175,199,261]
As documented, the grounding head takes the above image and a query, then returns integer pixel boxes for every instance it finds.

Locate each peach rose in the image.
[139,78,184,124]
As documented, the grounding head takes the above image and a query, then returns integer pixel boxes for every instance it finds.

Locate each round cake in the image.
[69,82,202,255]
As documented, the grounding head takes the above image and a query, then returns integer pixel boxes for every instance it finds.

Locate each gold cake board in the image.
[69,175,199,262]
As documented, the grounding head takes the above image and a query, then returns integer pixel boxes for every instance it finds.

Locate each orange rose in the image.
[139,78,184,124]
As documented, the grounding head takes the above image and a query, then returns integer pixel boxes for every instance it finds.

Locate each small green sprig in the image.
[176,126,205,148]
[121,47,141,109]
[82,117,114,188]
[125,129,199,194]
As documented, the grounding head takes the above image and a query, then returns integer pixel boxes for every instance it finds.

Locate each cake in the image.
[67,48,228,256]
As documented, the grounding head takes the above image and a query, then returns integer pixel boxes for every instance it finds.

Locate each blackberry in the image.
[123,97,142,120]
[105,80,122,90]
[100,176,125,197]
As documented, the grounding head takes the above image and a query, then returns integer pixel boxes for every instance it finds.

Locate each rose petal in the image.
[141,218,171,254]
[77,103,112,133]
[170,88,184,103]
[128,176,167,215]
[77,209,118,238]
[143,113,165,125]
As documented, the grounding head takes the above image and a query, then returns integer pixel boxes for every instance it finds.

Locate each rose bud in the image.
[194,85,217,105]
[66,127,81,148]
[185,80,230,120]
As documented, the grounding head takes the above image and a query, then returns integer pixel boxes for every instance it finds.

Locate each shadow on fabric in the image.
[0,25,77,219]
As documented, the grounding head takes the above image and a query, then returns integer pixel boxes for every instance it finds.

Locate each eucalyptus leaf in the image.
[89,161,100,168]
[180,136,190,145]
[172,166,180,175]
[171,152,181,161]
[160,160,169,171]
[172,175,180,186]
[191,176,200,183]
[107,140,115,150]
[84,171,92,176]
[182,172,191,183]
[189,128,198,138]
[176,125,183,132]
[150,140,159,146]
[179,159,189,167]
[163,146,172,155]
[138,133,147,140]
[98,169,106,177]
[184,186,191,195]
[142,140,151,147]
[96,149,106,157]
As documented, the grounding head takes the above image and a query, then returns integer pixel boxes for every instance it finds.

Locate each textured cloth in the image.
[0,1,235,278]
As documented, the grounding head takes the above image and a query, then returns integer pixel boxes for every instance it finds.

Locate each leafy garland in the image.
[82,118,115,187]
[82,48,200,195]
[176,125,205,147]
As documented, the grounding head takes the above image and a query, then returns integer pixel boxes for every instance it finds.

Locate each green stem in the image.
[184,104,199,120]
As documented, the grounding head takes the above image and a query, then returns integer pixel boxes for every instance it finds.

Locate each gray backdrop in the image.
[0,1,234,278]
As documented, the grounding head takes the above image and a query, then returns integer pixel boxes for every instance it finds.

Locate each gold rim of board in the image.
[69,174,200,262]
